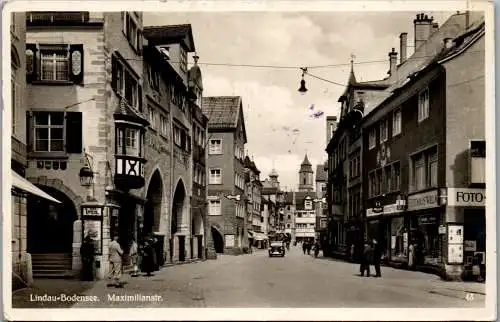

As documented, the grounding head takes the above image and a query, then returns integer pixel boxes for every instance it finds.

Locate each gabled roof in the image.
[437,20,485,64]
[143,24,196,52]
[202,96,247,135]
[283,191,317,205]
[315,164,327,182]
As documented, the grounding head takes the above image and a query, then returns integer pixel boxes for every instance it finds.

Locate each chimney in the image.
[399,32,408,64]
[414,13,434,50]
[388,47,397,76]
[432,22,439,34]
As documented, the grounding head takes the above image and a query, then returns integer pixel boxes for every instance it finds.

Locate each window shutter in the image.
[26,111,33,151]
[26,43,38,83]
[111,54,118,92]
[69,44,84,84]
[65,112,83,153]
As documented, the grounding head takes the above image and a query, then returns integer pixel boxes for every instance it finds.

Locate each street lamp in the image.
[298,67,308,94]
[79,151,96,201]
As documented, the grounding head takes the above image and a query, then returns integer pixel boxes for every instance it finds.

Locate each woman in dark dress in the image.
[141,239,155,276]
[80,236,95,281]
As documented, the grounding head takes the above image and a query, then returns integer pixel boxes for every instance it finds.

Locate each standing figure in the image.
[302,241,307,254]
[108,236,124,287]
[129,239,139,277]
[141,239,155,276]
[80,235,95,281]
[306,241,312,255]
[372,239,382,277]
[313,240,320,258]
[359,241,373,277]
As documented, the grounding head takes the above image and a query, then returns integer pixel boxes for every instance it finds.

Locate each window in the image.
[379,118,388,143]
[418,87,430,122]
[391,162,401,192]
[11,73,20,134]
[173,126,181,146]
[112,54,142,111]
[304,200,312,210]
[41,50,68,81]
[122,12,142,54]
[34,112,64,152]
[117,128,139,156]
[383,166,391,194]
[393,108,402,136]
[369,128,376,150]
[209,169,222,184]
[410,146,438,191]
[147,105,157,130]
[208,199,221,216]
[180,46,187,73]
[147,64,160,91]
[209,139,222,154]
[470,140,486,184]
[160,115,168,137]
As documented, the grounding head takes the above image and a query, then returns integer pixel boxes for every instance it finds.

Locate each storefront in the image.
[447,188,486,281]
[366,203,404,263]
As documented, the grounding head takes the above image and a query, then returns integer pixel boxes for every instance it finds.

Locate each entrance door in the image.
[197,235,203,259]
[178,236,185,261]
[27,186,77,254]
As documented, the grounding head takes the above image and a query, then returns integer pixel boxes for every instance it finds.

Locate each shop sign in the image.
[447,188,485,207]
[464,240,477,252]
[407,190,439,211]
[366,203,401,217]
[225,234,235,248]
[82,207,103,218]
[448,225,464,244]
[448,244,463,264]
[418,215,437,225]
[438,225,446,234]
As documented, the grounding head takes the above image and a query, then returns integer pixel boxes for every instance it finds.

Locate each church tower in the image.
[269,168,280,189]
[298,154,314,192]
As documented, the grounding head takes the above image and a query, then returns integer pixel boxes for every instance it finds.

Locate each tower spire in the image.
[348,53,357,85]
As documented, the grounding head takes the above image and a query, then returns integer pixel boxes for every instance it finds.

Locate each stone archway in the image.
[27,185,78,254]
[211,226,224,253]
[144,170,163,237]
[172,179,187,261]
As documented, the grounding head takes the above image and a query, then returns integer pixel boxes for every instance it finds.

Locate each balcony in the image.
[11,136,27,167]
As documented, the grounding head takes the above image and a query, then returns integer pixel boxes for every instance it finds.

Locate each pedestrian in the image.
[359,241,372,277]
[129,239,139,277]
[302,241,307,254]
[313,240,320,258]
[108,236,124,287]
[306,241,312,255]
[372,238,382,277]
[80,235,95,281]
[141,239,155,277]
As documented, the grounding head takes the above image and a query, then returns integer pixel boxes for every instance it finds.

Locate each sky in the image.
[144,11,453,191]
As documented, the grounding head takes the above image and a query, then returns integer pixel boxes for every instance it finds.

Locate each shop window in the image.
[414,215,442,266]
[390,217,407,260]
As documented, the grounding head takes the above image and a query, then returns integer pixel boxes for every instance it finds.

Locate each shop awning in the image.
[11,172,61,204]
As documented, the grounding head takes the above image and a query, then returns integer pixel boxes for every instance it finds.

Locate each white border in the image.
[2,1,496,321]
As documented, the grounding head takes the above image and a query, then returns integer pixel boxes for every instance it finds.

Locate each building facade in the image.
[261,169,281,240]
[362,12,485,280]
[315,163,328,247]
[203,96,248,255]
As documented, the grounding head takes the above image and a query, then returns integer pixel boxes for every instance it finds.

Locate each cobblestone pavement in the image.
[12,246,485,309]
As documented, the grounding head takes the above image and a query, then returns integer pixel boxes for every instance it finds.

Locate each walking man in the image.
[108,236,124,287]
[372,238,382,277]
[359,240,372,277]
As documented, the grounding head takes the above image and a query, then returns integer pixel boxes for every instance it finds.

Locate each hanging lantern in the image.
[298,67,308,94]
[79,165,94,187]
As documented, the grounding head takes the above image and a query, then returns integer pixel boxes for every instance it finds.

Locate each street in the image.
[13,246,485,309]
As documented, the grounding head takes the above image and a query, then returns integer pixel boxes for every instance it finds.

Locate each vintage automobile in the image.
[268,241,285,257]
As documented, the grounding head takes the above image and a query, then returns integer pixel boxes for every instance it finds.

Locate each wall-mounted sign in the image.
[464,240,477,252]
[407,190,439,211]
[448,224,464,244]
[366,203,402,217]
[82,219,103,255]
[418,215,437,225]
[448,244,463,264]
[447,188,485,207]
[225,234,235,248]
[438,225,446,234]
[82,207,103,218]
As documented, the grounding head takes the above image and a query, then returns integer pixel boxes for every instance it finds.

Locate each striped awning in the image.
[11,172,61,204]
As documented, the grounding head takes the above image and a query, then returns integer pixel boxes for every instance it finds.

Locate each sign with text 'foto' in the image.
[447,188,485,207]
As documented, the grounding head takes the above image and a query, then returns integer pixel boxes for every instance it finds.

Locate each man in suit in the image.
[372,238,382,277]
[108,236,124,287]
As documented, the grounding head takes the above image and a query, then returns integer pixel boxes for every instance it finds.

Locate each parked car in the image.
[269,241,285,257]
